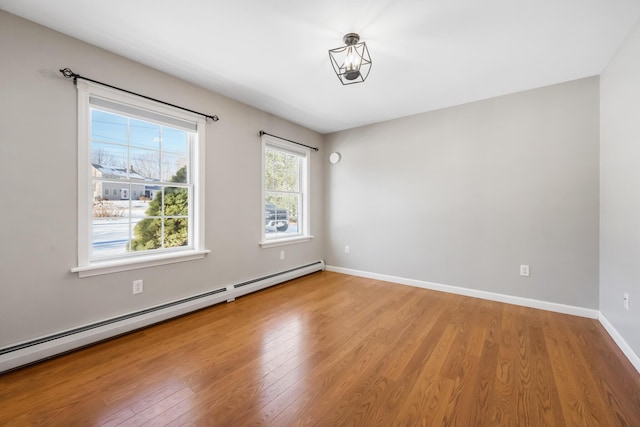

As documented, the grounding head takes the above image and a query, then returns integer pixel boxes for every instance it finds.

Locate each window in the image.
[72,81,208,277]
[260,134,312,246]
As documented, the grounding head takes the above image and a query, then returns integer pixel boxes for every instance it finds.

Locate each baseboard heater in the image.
[0,260,325,374]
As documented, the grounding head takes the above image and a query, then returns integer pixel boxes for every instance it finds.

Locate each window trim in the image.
[72,81,208,277]
[259,134,313,248]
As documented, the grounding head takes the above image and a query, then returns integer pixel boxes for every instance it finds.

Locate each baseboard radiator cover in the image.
[0,260,325,374]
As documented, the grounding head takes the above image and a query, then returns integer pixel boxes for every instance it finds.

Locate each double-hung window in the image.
[72,81,207,277]
[260,134,312,246]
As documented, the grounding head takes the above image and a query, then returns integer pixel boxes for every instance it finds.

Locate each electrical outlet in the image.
[624,293,630,311]
[280,250,285,260]
[520,265,530,277]
[133,279,143,294]
[344,245,350,254]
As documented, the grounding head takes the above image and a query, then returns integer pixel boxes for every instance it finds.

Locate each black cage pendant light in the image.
[328,33,372,85]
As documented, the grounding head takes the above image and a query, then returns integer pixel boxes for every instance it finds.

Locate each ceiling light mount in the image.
[329,32,372,85]
[342,32,360,46]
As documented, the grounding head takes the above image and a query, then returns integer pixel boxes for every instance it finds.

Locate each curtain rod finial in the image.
[60,67,79,85]
[60,68,77,79]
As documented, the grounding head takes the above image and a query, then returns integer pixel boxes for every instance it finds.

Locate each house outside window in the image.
[72,81,208,277]
[260,134,312,247]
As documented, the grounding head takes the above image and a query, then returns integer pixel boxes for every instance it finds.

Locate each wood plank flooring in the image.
[1,271,639,426]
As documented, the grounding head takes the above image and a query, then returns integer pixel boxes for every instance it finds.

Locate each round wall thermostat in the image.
[329,152,341,164]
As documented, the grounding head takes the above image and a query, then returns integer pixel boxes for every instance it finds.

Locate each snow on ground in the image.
[92,200,150,259]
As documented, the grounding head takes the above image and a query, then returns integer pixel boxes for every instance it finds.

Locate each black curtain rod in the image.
[259,130,319,152]
[59,68,219,123]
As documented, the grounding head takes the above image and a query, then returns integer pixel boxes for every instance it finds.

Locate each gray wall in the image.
[600,18,640,356]
[3,8,635,357]
[324,78,600,308]
[0,11,324,347]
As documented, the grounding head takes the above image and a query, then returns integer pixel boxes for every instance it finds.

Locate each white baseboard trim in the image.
[6,262,638,377]
[0,261,325,374]
[598,312,640,374]
[325,265,599,319]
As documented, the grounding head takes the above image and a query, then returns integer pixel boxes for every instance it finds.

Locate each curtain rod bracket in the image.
[59,67,220,123]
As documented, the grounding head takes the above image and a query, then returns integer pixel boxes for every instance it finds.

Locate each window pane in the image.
[91,142,127,170]
[130,119,160,150]
[131,197,150,218]
[130,147,160,180]
[92,218,130,259]
[91,110,127,144]
[164,218,189,248]
[283,193,301,227]
[164,187,189,216]
[130,187,163,251]
[130,216,162,252]
[264,192,299,239]
[265,148,299,192]
[163,127,188,154]
[92,194,129,217]
[162,154,188,182]
[286,155,300,192]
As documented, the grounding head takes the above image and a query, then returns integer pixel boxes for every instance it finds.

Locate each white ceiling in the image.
[2,1,640,134]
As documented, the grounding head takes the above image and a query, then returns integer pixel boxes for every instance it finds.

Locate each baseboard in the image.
[325,265,599,319]
[598,312,640,374]
[0,260,325,374]
[7,262,637,377]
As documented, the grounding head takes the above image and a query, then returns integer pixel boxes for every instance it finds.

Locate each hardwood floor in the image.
[1,271,639,426]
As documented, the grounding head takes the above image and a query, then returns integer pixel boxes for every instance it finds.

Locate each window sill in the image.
[259,235,314,248]
[72,249,210,278]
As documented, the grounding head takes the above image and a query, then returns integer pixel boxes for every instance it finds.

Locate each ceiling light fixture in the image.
[328,33,372,85]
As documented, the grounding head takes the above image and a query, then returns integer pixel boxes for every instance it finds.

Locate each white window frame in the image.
[72,81,208,277]
[259,134,312,248]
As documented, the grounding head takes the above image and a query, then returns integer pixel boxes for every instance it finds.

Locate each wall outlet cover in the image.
[624,292,630,311]
[133,280,144,294]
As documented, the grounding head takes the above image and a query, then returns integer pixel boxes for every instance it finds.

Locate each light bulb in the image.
[345,46,357,71]
[343,45,361,80]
